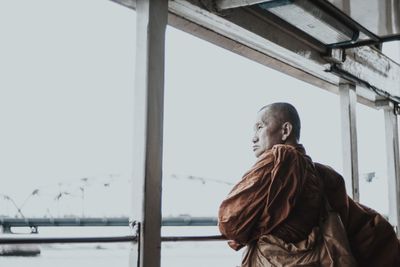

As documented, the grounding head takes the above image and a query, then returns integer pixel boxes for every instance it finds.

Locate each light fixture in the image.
[257,0,359,46]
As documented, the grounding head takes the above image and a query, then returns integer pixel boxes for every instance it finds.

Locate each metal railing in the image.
[0,235,137,244]
[0,216,218,227]
[0,235,225,244]
[0,217,225,245]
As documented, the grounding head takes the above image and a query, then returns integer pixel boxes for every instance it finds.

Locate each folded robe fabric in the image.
[316,163,400,267]
[218,144,400,267]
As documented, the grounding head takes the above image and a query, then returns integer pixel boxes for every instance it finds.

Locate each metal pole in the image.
[339,83,360,201]
[383,102,400,234]
[131,0,168,266]
[0,235,226,245]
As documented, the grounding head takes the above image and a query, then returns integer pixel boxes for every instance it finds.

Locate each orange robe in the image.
[218,144,400,266]
[317,163,400,266]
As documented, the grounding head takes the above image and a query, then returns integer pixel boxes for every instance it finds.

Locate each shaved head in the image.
[260,102,301,141]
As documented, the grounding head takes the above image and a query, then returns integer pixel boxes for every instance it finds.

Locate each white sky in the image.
[1,0,399,218]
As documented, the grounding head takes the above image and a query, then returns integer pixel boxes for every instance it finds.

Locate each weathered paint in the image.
[132,0,167,266]
[339,83,360,201]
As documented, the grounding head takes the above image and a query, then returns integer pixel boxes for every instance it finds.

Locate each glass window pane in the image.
[163,26,343,266]
[0,0,136,266]
[357,104,388,215]
[163,27,343,214]
[0,0,135,218]
[0,243,133,267]
[0,226,135,266]
[161,227,241,267]
[162,242,240,267]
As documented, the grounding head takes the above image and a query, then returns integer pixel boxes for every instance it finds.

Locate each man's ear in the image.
[281,122,293,142]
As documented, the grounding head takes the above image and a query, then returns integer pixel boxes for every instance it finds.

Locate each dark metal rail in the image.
[0,235,137,244]
[162,235,225,242]
[0,217,218,227]
[0,217,224,245]
[0,235,225,244]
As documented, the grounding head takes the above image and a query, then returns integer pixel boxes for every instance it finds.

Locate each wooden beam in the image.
[109,0,400,104]
[337,46,400,100]
[216,0,270,10]
[168,0,341,91]
[339,83,360,201]
[168,0,400,105]
[383,102,400,234]
[131,0,167,266]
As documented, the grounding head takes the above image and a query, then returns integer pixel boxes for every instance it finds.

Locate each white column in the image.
[131,1,168,266]
[339,83,360,201]
[383,102,400,234]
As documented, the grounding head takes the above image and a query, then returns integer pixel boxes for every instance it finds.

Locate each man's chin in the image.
[254,150,264,158]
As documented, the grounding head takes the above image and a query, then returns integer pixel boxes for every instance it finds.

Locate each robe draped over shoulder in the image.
[219,144,400,267]
[218,144,321,245]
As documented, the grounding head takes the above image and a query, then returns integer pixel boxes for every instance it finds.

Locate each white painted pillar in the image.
[383,102,400,234]
[130,1,168,266]
[339,83,360,201]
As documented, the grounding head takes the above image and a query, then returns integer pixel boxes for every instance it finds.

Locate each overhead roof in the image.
[111,0,400,106]
[329,0,399,38]
[218,0,400,48]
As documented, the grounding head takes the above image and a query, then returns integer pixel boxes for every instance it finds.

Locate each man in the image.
[218,102,400,266]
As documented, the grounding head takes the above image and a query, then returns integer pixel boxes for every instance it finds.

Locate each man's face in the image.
[252,108,283,158]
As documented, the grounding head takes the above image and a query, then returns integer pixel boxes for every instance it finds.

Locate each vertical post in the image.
[339,83,360,201]
[131,1,168,267]
[0,225,12,234]
[383,102,400,234]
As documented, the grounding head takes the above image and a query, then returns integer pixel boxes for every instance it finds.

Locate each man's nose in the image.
[252,135,258,143]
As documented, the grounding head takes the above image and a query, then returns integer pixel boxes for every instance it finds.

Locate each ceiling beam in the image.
[216,0,270,10]
[109,0,400,105]
[169,0,339,89]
